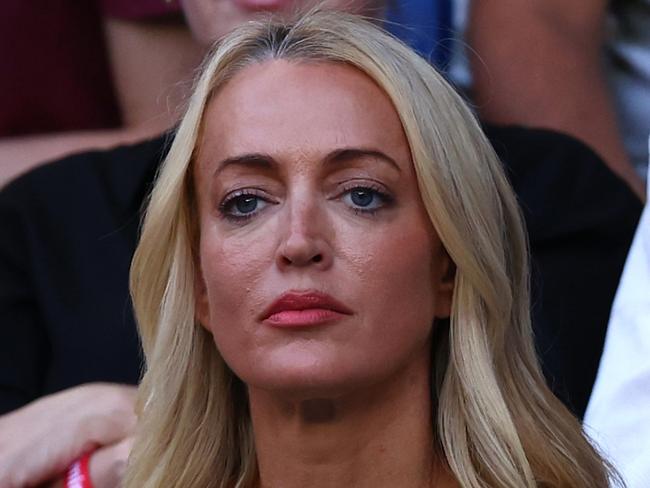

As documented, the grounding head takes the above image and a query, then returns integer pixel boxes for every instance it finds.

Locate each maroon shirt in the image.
[0,0,183,137]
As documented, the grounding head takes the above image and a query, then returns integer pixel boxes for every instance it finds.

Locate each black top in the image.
[0,127,641,418]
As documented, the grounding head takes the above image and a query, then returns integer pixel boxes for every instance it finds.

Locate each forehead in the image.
[196,60,411,169]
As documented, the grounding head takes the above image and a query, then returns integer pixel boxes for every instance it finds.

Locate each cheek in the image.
[349,221,436,296]
[346,222,439,348]
[198,229,272,343]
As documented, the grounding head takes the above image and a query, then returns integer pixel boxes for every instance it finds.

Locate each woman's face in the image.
[181,0,385,45]
[193,60,453,397]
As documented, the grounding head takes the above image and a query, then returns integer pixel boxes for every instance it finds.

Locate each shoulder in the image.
[483,124,643,241]
[0,133,171,270]
[0,133,170,223]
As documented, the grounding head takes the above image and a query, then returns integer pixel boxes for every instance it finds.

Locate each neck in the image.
[247,358,457,488]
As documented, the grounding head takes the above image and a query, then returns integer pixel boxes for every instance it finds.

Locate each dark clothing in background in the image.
[484,125,642,415]
[0,136,166,414]
[0,127,641,417]
[0,3,119,135]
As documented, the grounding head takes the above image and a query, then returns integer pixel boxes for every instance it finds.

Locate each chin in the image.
[236,355,379,399]
[231,353,359,393]
[220,339,432,401]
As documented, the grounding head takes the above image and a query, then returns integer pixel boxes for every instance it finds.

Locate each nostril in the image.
[279,250,325,266]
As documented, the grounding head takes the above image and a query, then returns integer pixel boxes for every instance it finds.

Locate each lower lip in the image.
[234,0,291,11]
[264,309,348,328]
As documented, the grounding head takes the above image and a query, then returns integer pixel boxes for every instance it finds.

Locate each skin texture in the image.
[193,60,456,487]
[467,0,645,200]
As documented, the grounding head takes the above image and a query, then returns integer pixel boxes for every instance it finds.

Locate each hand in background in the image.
[46,436,135,488]
[89,436,134,488]
[0,383,136,488]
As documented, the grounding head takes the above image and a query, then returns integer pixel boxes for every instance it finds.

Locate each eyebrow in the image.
[325,148,402,173]
[213,153,274,176]
[213,147,402,176]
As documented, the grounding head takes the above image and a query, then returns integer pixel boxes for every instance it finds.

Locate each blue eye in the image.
[219,191,271,221]
[350,188,375,207]
[343,186,392,212]
[233,195,258,214]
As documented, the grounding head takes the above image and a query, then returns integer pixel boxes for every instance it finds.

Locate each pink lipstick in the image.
[234,0,292,12]
[260,291,353,328]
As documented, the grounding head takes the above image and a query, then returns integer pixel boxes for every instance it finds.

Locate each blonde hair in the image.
[128,9,616,488]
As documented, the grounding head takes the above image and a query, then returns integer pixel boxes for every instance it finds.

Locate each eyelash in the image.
[217,183,394,223]
[337,182,394,216]
[218,188,273,223]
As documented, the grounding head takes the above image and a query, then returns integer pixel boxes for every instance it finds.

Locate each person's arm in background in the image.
[466,0,645,200]
[0,16,204,187]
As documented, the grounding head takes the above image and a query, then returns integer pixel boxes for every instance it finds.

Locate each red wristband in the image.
[64,451,94,488]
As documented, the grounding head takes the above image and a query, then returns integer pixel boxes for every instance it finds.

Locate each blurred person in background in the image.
[449,3,650,482]
[0,1,204,186]
[457,0,649,198]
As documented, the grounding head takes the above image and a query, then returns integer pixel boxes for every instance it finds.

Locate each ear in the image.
[433,250,455,320]
[194,257,211,329]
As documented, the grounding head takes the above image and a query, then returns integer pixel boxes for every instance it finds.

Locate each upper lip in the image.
[260,290,353,321]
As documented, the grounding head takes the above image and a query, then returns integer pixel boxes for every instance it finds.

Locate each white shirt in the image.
[606,0,650,181]
[584,148,650,487]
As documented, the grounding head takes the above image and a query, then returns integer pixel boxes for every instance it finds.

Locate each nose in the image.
[276,195,333,270]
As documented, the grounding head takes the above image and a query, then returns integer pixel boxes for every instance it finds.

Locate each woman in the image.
[127,10,617,487]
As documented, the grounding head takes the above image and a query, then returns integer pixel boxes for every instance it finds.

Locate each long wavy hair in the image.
[127,9,617,488]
